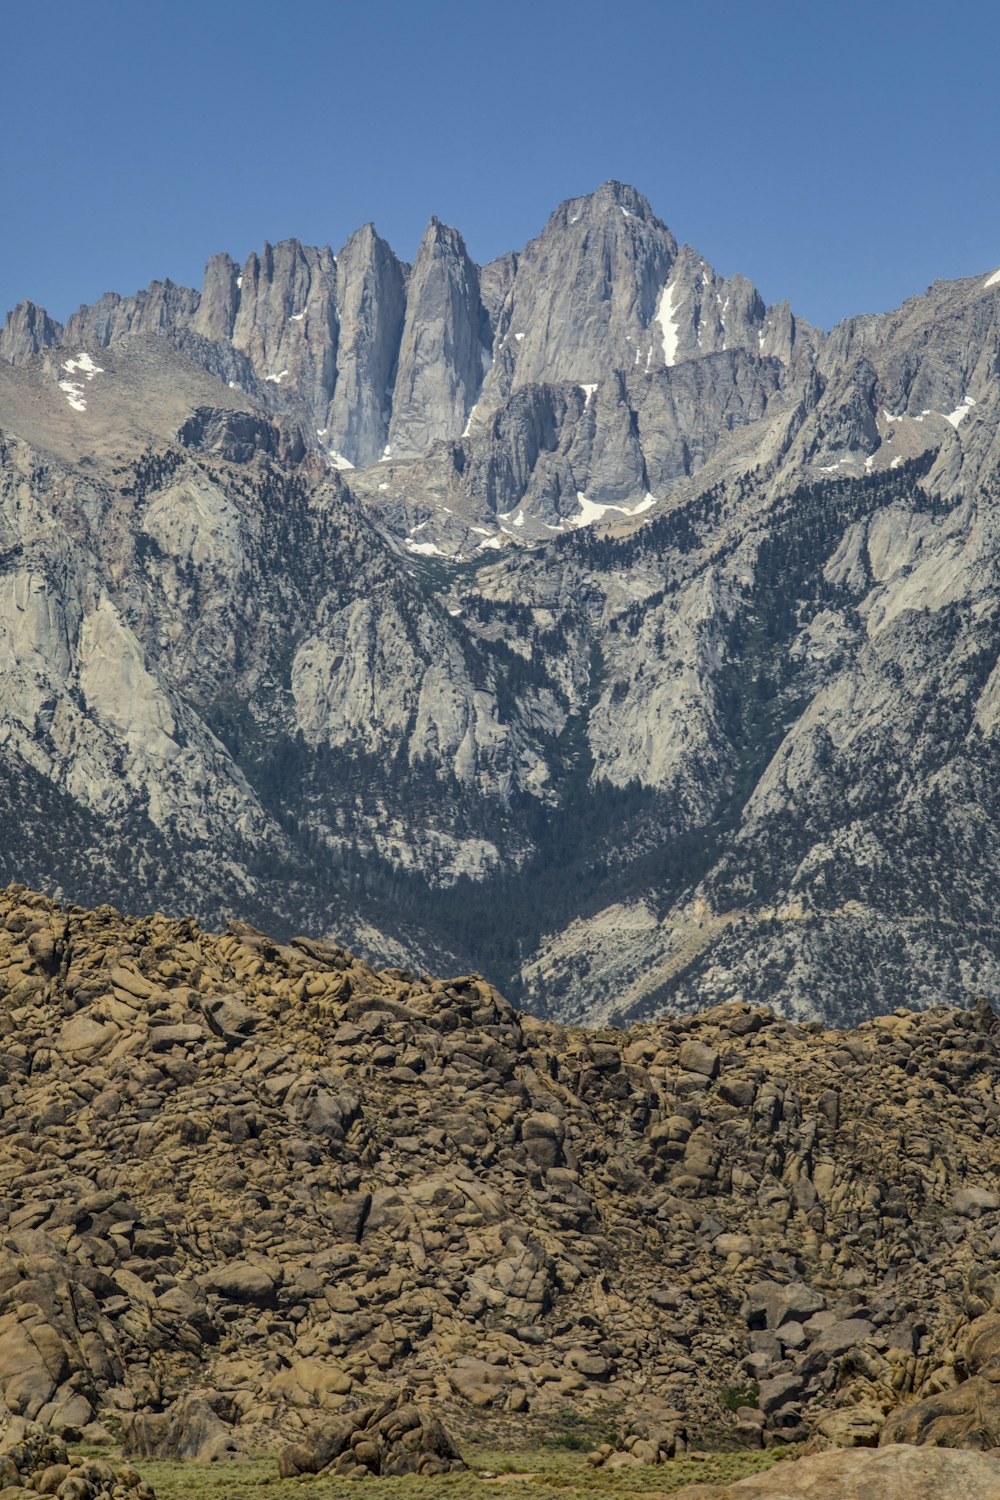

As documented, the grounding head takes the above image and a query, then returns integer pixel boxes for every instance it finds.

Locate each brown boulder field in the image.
[0,883,998,1457]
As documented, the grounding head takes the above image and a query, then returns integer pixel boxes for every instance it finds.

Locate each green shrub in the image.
[719,1382,759,1413]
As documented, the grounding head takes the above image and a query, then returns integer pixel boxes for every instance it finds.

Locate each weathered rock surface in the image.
[0,301,63,364]
[878,1308,1000,1448]
[670,1443,1000,1498]
[279,1391,464,1478]
[588,1398,690,1466]
[0,1421,152,1499]
[386,219,489,460]
[122,1395,242,1462]
[325,224,406,467]
[0,885,998,1459]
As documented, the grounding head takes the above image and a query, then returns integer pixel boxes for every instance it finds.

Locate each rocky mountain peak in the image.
[191,251,242,343]
[475,181,678,412]
[339,220,385,258]
[386,216,489,460]
[62,277,201,349]
[231,237,338,429]
[324,223,406,466]
[557,178,664,228]
[423,216,479,268]
[0,300,63,364]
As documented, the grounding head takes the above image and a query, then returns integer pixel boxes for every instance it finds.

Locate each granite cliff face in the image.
[386,217,490,461]
[2,185,1000,1026]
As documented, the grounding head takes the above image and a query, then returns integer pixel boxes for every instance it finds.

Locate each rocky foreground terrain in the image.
[1,881,999,1487]
[3,183,1000,1027]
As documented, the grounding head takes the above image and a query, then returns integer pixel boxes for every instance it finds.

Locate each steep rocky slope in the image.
[2,185,1000,1026]
[0,343,563,955]
[1,885,999,1462]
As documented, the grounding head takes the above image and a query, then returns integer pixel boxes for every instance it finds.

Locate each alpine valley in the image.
[3,181,1000,1029]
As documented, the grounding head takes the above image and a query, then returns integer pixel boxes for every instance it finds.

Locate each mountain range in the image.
[2,180,1000,1026]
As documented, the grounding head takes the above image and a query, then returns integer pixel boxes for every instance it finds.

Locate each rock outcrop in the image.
[278,1391,464,1478]
[878,1308,1000,1449]
[325,225,406,466]
[0,1422,153,1499]
[122,1395,243,1462]
[0,301,63,364]
[387,219,489,460]
[670,1443,1000,1499]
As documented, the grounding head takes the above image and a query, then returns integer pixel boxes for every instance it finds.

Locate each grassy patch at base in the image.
[113,1444,792,1500]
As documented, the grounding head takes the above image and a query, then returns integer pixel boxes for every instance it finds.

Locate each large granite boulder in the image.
[0,1420,154,1498]
[122,1395,242,1462]
[879,1308,1000,1448]
[278,1392,464,1479]
[671,1442,1000,1497]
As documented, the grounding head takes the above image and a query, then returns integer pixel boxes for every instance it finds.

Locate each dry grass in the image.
[111,1442,792,1500]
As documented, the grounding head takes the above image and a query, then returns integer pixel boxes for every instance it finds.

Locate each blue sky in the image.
[4,0,1000,332]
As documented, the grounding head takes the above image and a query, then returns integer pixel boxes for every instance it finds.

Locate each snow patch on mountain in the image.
[58,352,103,412]
[945,395,976,427]
[571,492,657,528]
[655,279,681,366]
